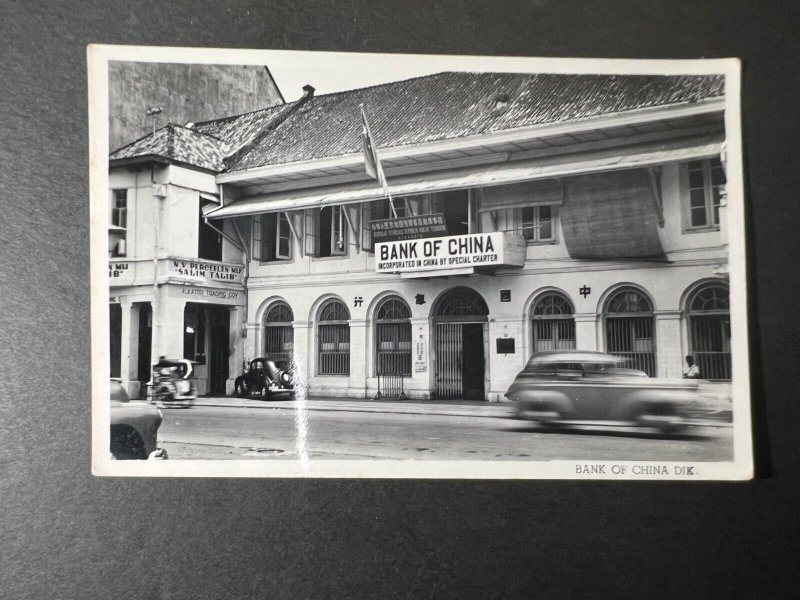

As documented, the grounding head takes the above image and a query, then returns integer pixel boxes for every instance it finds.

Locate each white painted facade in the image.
[108,164,246,398]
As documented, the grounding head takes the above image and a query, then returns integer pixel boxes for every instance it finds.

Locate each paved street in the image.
[158,398,733,461]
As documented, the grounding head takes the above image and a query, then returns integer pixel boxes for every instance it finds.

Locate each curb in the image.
[187,398,514,419]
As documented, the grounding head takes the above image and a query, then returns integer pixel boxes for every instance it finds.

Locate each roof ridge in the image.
[172,122,228,143]
[302,71,454,101]
[191,101,290,128]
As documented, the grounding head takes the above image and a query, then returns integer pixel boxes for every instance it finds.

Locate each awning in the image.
[207,134,723,219]
[560,168,666,260]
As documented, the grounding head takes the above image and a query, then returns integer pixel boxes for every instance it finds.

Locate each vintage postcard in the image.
[89,46,751,479]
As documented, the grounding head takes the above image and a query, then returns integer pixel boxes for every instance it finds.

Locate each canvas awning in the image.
[207,134,723,219]
[560,168,666,260]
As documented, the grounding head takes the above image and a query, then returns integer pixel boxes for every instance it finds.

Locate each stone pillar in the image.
[409,318,431,399]
[228,307,247,395]
[243,320,261,363]
[120,300,141,398]
[348,321,368,398]
[574,313,599,351]
[655,311,683,378]
[291,321,311,390]
[488,317,526,401]
[153,292,185,360]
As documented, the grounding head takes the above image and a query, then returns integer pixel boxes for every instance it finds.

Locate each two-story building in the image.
[110,71,733,401]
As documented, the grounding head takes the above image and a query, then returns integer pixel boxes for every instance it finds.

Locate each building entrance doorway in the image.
[433,287,488,400]
[208,306,230,395]
[136,303,152,391]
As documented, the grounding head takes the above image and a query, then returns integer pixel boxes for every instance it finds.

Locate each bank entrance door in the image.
[433,287,489,400]
[208,307,230,395]
[434,322,485,400]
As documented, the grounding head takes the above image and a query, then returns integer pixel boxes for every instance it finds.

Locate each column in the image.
[153,292,185,361]
[291,321,311,390]
[488,317,525,401]
[228,307,247,395]
[574,313,599,351]
[348,320,368,398]
[408,318,431,399]
[655,311,683,378]
[120,300,141,398]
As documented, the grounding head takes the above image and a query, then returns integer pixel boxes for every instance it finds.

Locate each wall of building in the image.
[237,160,729,400]
[109,62,283,151]
[244,262,726,400]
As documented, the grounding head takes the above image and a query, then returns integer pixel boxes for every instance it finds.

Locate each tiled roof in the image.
[225,72,725,172]
[110,124,231,171]
[191,103,288,147]
[109,72,724,175]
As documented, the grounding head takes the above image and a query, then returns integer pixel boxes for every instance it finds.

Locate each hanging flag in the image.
[360,105,392,199]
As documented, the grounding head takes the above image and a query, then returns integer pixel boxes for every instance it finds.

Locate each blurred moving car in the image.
[234,358,294,400]
[149,357,196,408]
[110,379,165,459]
[505,351,705,433]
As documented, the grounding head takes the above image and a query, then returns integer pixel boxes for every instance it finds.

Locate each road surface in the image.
[158,403,733,462]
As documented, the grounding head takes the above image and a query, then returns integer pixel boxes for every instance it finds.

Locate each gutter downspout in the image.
[231,217,250,370]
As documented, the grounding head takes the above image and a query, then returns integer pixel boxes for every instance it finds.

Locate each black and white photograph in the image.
[89,47,751,479]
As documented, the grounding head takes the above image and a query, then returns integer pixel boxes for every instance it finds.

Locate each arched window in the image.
[532,292,576,353]
[263,302,294,370]
[318,299,350,375]
[687,283,731,380]
[604,288,656,376]
[375,296,412,376]
[433,287,489,318]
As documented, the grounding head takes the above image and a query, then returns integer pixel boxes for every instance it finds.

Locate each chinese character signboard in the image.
[370,213,448,243]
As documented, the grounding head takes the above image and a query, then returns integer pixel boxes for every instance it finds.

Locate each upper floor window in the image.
[311,206,347,258]
[111,189,127,228]
[253,212,291,262]
[198,203,223,261]
[110,189,128,257]
[518,205,556,243]
[685,157,726,230]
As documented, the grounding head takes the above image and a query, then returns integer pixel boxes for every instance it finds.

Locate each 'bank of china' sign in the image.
[375,232,524,274]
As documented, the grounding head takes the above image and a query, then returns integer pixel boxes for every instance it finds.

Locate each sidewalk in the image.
[193,395,516,419]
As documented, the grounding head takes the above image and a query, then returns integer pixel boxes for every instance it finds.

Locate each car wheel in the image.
[110,426,147,460]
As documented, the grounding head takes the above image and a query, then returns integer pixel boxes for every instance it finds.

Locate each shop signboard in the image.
[163,257,245,286]
[369,213,448,244]
[167,285,245,306]
[375,232,525,274]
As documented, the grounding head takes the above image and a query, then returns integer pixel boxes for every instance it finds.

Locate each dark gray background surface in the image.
[1,1,798,598]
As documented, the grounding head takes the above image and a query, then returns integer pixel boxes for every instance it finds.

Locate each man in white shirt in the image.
[683,355,701,379]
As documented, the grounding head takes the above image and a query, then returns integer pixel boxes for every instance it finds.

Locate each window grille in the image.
[375,297,412,377]
[604,288,656,376]
[688,283,731,380]
[433,287,489,318]
[264,302,294,370]
[532,292,576,352]
[318,300,350,375]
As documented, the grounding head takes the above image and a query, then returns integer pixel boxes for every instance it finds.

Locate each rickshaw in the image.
[149,357,197,408]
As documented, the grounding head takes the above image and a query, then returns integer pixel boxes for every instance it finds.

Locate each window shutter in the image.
[304,209,320,257]
[252,215,263,261]
[361,202,373,251]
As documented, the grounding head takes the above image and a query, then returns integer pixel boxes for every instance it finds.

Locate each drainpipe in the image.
[231,216,250,372]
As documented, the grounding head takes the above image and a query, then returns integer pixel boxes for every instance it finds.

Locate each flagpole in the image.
[360,104,397,218]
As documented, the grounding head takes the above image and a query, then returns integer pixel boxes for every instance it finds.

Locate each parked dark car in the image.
[505,351,702,433]
[110,379,166,459]
[234,358,294,399]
